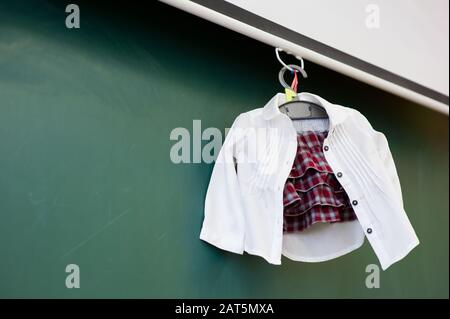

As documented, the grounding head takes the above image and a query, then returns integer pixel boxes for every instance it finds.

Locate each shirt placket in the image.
[323,133,377,238]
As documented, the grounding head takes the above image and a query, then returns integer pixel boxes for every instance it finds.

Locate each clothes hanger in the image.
[275,48,328,120]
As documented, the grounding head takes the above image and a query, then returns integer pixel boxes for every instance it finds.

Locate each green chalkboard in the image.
[0,0,448,298]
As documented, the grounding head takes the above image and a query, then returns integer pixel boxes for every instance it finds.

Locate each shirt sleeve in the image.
[353,109,405,208]
[199,113,248,254]
[373,130,404,208]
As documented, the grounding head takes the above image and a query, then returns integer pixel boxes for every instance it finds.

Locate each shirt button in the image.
[337,172,343,178]
[367,228,373,234]
[324,145,329,151]
[352,200,358,206]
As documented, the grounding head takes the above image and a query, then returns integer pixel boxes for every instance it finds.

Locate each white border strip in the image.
[160,0,449,115]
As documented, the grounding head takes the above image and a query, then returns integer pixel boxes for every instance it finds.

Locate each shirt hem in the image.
[281,236,365,263]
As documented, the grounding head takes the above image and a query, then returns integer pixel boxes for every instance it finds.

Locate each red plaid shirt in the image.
[283,131,357,232]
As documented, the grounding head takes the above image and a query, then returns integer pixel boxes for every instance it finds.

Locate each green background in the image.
[0,0,448,298]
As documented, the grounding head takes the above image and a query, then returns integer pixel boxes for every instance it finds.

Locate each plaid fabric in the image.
[289,131,333,178]
[283,184,348,213]
[290,170,344,193]
[283,173,345,207]
[283,130,358,232]
[284,205,357,232]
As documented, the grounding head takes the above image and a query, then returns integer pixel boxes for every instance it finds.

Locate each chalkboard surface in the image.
[0,1,448,298]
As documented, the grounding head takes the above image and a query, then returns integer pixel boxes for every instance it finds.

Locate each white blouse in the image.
[199,92,419,270]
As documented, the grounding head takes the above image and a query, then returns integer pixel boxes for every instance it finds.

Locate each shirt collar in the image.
[261,92,348,129]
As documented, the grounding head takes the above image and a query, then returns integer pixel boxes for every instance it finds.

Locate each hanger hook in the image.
[279,64,308,89]
[275,48,305,71]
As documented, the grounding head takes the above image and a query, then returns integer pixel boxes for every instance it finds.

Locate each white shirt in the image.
[199,92,419,270]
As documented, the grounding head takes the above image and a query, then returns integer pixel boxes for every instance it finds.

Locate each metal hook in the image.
[275,48,305,71]
[278,64,308,89]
